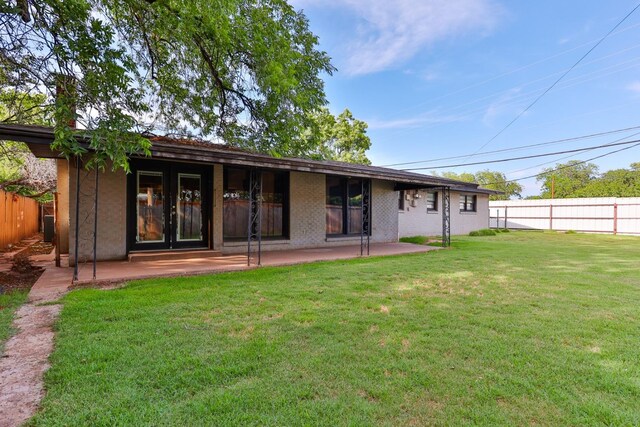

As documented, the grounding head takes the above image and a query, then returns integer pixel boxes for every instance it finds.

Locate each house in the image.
[0,124,494,265]
[398,187,495,237]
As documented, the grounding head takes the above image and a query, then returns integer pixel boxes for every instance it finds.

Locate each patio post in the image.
[360,179,371,256]
[441,187,451,247]
[247,169,262,266]
[72,156,81,282]
[92,167,99,280]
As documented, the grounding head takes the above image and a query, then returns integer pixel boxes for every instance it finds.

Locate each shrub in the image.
[565,230,577,234]
[469,228,497,237]
[399,236,429,245]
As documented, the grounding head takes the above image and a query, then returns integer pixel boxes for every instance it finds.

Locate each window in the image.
[326,176,369,235]
[426,191,438,212]
[223,167,289,240]
[459,194,476,212]
[398,190,405,211]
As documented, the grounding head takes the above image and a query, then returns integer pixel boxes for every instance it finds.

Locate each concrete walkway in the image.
[0,242,438,426]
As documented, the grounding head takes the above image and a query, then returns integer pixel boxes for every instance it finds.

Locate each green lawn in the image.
[31,232,640,426]
[0,291,28,352]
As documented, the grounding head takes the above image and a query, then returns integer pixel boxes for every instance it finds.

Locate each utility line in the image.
[463,2,640,159]
[503,130,640,176]
[381,125,640,167]
[401,139,640,171]
[482,141,640,186]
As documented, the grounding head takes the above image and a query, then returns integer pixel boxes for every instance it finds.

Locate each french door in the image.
[128,161,210,251]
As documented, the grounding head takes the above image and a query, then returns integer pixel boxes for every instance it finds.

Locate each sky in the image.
[289,0,640,197]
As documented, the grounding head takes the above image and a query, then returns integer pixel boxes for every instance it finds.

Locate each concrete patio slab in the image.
[30,242,439,293]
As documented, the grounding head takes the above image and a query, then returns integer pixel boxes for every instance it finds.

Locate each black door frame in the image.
[127,159,211,252]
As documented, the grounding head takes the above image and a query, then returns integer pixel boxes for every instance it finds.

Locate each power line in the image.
[502,130,640,175]
[483,141,640,186]
[401,139,640,171]
[380,125,640,167]
[463,2,640,159]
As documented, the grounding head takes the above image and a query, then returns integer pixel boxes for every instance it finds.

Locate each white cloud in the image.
[292,0,501,75]
[367,111,466,130]
[626,81,640,94]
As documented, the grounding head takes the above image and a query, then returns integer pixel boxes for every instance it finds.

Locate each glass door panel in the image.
[177,173,203,241]
[137,171,165,243]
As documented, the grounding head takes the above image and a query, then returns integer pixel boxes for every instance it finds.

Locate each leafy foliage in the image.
[441,170,522,200]
[537,161,599,198]
[1,0,334,170]
[0,90,56,197]
[537,161,640,198]
[297,108,371,164]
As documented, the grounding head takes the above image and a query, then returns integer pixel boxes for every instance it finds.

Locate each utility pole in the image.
[551,175,555,199]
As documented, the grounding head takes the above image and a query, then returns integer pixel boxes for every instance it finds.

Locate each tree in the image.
[473,170,522,201]
[572,165,640,197]
[537,161,599,198]
[0,90,56,198]
[440,170,522,200]
[298,108,371,164]
[1,0,334,170]
[440,171,476,183]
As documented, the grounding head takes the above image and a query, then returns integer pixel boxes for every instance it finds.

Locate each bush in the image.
[399,236,429,245]
[469,228,497,237]
[565,230,577,234]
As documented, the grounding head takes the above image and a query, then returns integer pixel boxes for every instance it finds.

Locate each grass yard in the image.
[31,232,640,426]
[0,291,28,352]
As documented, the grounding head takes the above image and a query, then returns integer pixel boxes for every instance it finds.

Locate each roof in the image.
[0,123,499,194]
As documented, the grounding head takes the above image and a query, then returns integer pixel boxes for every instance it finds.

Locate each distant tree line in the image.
[533,160,640,199]
[438,160,640,201]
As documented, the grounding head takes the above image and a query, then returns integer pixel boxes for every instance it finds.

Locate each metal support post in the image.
[72,156,81,282]
[441,187,451,247]
[247,169,262,266]
[360,179,371,256]
[92,168,99,280]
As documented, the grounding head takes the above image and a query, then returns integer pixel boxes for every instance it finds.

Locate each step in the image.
[128,249,222,262]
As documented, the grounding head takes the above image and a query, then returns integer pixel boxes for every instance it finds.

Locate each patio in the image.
[28,242,440,303]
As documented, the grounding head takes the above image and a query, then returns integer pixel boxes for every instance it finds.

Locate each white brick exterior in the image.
[398,189,490,237]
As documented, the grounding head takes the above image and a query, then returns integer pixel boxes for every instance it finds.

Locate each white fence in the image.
[489,198,640,235]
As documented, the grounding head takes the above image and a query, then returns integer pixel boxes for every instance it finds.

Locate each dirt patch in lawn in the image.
[0,256,44,294]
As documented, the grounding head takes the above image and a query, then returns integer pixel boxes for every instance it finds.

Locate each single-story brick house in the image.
[1,124,495,265]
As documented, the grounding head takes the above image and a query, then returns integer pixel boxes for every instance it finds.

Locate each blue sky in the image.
[290,0,640,196]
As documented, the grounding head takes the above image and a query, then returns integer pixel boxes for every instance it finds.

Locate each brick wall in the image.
[398,189,489,237]
[69,160,127,265]
[221,172,400,254]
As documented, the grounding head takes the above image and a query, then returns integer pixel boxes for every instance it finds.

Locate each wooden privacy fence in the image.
[1,189,40,249]
[489,197,640,235]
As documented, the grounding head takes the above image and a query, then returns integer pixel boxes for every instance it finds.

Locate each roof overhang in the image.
[0,124,494,193]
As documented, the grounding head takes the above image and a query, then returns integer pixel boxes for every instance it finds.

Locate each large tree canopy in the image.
[298,108,371,164]
[1,0,335,170]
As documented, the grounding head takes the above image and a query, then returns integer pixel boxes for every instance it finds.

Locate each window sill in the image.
[427,210,439,214]
[459,211,477,215]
